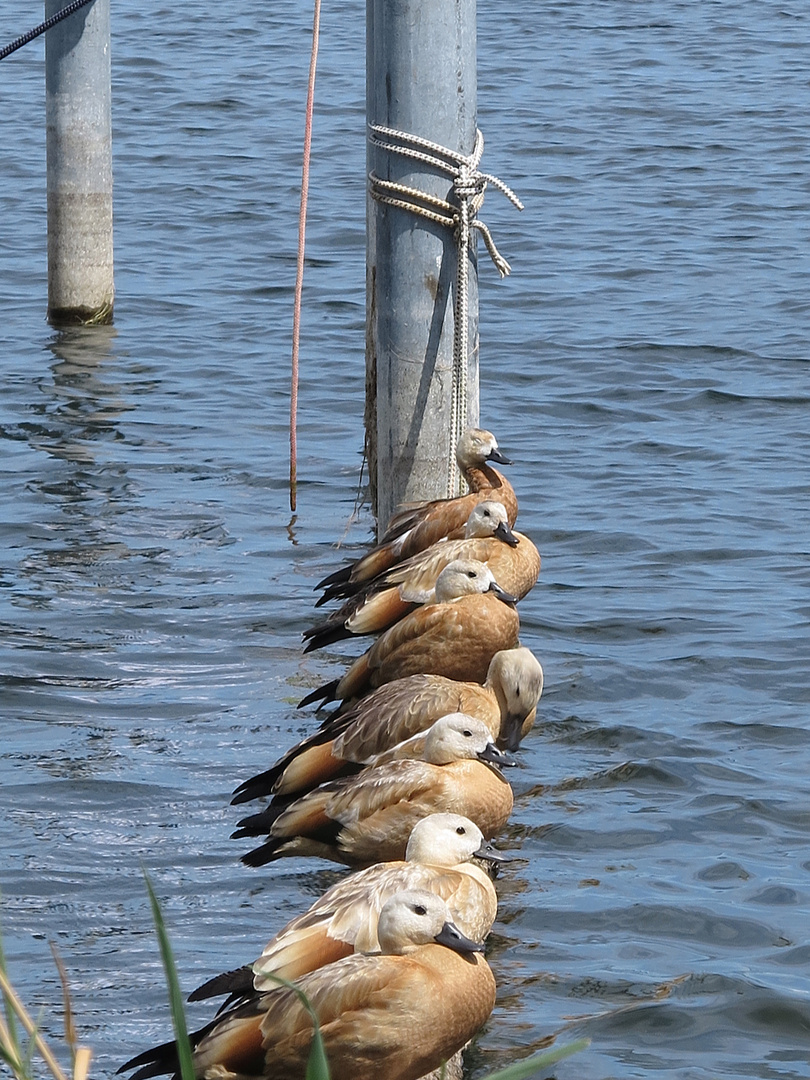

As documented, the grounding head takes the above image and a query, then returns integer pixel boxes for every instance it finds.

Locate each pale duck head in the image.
[433,559,517,606]
[463,501,518,547]
[485,648,545,753]
[375,890,484,956]
[405,812,507,870]
[421,712,514,768]
[455,428,512,470]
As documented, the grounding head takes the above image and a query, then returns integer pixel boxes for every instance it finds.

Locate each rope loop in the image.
[368,123,523,496]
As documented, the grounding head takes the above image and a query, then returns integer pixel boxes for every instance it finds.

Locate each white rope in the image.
[368,124,523,497]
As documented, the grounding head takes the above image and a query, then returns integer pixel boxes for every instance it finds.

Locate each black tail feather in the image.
[119,999,266,1078]
[232,719,354,806]
[298,679,340,709]
[315,580,359,607]
[314,563,354,592]
[118,1036,180,1080]
[188,964,254,1005]
[302,623,353,653]
[118,1015,220,1079]
[231,764,284,805]
[232,803,285,839]
[318,700,352,728]
[241,839,285,867]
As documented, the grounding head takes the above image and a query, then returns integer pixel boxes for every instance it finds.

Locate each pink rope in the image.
[290,0,322,511]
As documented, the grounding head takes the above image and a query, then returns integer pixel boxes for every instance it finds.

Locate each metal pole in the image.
[366,0,480,530]
[46,0,114,326]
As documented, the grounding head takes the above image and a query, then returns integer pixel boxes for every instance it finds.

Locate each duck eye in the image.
[462,729,473,737]
[456,826,466,835]
[414,904,427,916]
[467,570,476,578]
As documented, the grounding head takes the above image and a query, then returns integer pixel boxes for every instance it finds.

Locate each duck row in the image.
[122,814,502,1080]
[120,428,542,1080]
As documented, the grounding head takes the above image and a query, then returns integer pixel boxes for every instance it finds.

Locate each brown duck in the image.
[316,428,517,605]
[299,559,520,710]
[304,500,539,652]
[119,890,496,1080]
[233,714,515,868]
[232,647,543,806]
[188,813,502,1009]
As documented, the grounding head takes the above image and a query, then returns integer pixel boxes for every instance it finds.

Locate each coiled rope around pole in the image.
[0,0,96,61]
[368,124,522,496]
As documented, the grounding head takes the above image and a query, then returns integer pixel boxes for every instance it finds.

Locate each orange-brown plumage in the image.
[316,429,517,602]
[302,560,520,710]
[235,715,515,867]
[190,814,500,1015]
[255,943,495,1080]
[122,892,496,1080]
[305,501,539,652]
[232,648,544,807]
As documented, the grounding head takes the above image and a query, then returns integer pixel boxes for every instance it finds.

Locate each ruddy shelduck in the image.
[299,560,520,710]
[234,714,516,867]
[304,501,540,652]
[233,648,544,806]
[190,813,503,1008]
[316,428,517,603]
[120,890,496,1080]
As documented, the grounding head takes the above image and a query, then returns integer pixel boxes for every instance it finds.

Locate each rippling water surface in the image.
[2,2,809,1078]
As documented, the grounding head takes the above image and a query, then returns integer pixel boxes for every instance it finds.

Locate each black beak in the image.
[434,920,485,954]
[488,580,518,606]
[473,839,512,866]
[500,713,526,754]
[477,741,517,767]
[493,519,519,548]
[487,448,512,466]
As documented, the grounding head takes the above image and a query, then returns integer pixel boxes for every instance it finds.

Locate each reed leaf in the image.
[253,972,330,1080]
[479,1038,590,1080]
[143,873,196,1080]
[0,915,24,1072]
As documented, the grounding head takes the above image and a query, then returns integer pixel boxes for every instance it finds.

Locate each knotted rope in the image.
[368,124,523,495]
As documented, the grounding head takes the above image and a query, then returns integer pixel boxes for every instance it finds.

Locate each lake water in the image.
[1,1,809,1078]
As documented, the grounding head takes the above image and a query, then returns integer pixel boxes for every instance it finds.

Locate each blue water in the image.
[2,1,809,1078]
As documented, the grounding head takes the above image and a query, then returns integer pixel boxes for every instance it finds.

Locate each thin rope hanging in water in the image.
[368,125,523,497]
[290,0,322,511]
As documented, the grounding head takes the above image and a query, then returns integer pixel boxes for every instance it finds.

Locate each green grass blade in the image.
[254,972,330,1080]
[0,1046,25,1078]
[142,873,196,1080]
[304,1022,329,1080]
[480,1038,590,1080]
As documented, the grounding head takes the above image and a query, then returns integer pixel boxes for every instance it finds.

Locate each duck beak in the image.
[434,920,485,954]
[473,840,512,866]
[487,448,512,466]
[493,520,519,547]
[487,580,519,606]
[500,713,526,754]
[477,741,517,767]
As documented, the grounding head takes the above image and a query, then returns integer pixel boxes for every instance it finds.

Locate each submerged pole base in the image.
[47,299,114,328]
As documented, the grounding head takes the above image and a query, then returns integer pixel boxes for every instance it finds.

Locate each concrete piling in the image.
[45,0,114,326]
[366,0,480,530]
